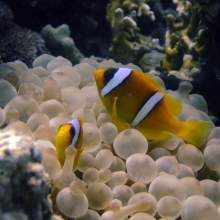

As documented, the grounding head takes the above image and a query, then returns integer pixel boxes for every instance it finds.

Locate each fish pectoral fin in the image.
[112,96,118,118]
[111,96,130,132]
[73,140,97,168]
[81,140,97,151]
[135,127,172,141]
[112,117,130,132]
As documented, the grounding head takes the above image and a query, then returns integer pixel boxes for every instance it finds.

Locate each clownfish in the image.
[55,118,95,168]
[94,67,213,147]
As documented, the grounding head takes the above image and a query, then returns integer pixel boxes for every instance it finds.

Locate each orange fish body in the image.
[94,67,213,147]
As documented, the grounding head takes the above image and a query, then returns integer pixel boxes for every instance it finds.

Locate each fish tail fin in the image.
[176,121,213,147]
[73,140,97,168]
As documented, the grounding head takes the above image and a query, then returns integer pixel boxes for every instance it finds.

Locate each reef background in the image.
[1,1,220,219]
[4,0,112,58]
[1,0,220,124]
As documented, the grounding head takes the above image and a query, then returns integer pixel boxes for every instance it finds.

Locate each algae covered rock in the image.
[41,24,83,65]
[0,1,48,67]
[0,130,59,220]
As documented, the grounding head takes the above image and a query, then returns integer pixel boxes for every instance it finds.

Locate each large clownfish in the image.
[94,67,213,147]
[55,118,95,168]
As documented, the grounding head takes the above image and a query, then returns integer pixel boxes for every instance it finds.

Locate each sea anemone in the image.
[1,55,220,219]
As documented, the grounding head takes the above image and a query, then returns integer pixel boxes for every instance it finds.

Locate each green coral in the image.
[161,0,211,77]
[41,24,83,65]
[106,0,156,64]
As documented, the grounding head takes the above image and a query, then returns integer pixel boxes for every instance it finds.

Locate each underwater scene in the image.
[0,0,220,219]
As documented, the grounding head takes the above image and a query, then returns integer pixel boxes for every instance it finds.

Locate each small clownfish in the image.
[94,67,213,147]
[55,118,95,168]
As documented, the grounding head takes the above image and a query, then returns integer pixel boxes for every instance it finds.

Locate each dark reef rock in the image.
[195,0,220,81]
[0,0,14,29]
[0,130,59,220]
[4,0,111,58]
[0,1,49,67]
[2,0,220,124]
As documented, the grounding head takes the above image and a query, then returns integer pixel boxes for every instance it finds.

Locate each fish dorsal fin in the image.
[164,94,183,117]
[140,71,182,117]
[147,76,165,93]
[136,71,183,116]
[134,70,166,94]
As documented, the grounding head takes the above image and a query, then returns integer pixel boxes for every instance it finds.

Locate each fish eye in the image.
[70,127,76,137]
[104,68,118,84]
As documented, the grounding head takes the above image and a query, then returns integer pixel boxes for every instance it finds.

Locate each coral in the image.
[0,1,48,67]
[106,0,159,64]
[161,0,212,78]
[0,130,57,220]
[122,0,156,20]
[196,0,220,81]
[5,0,111,58]
[107,0,155,25]
[41,24,83,65]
